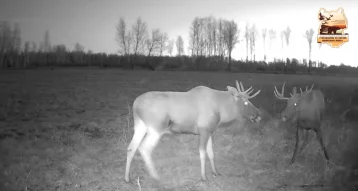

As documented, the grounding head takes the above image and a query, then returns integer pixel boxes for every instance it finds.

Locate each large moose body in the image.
[124,81,262,182]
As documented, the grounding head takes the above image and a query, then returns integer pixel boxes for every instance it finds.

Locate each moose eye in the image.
[244,101,248,105]
[294,103,297,106]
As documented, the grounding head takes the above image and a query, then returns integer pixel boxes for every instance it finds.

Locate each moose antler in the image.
[235,81,260,99]
[308,84,314,92]
[299,84,315,96]
[274,82,289,100]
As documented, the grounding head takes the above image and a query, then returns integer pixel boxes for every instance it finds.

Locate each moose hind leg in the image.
[290,127,301,165]
[314,128,330,162]
[138,129,162,181]
[198,130,210,181]
[207,135,220,177]
[125,119,147,183]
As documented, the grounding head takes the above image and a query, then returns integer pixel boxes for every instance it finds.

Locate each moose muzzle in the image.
[249,113,261,123]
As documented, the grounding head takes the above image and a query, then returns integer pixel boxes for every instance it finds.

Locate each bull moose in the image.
[125,81,262,182]
[274,83,330,165]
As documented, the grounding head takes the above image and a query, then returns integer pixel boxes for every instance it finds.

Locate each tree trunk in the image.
[145,54,155,71]
[145,58,154,71]
[308,48,311,74]
[228,52,232,71]
[127,54,130,69]
[146,49,155,71]
[246,45,248,62]
[263,41,266,61]
[46,52,49,66]
[0,54,3,69]
[196,56,199,70]
[131,54,135,70]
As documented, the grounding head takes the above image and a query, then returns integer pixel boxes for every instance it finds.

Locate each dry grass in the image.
[0,68,358,191]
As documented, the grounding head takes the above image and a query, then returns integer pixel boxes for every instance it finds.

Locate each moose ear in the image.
[292,87,297,94]
[227,86,238,96]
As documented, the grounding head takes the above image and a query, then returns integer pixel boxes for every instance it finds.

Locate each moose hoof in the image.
[289,159,296,165]
[212,172,221,177]
[326,160,331,166]
[201,177,208,182]
[124,179,134,185]
[286,162,294,167]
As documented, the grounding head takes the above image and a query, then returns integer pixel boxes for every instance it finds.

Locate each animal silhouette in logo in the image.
[318,8,347,35]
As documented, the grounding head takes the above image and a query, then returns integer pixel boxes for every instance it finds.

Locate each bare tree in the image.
[125,31,132,55]
[304,28,315,72]
[205,16,215,56]
[249,24,258,61]
[12,23,22,68]
[176,35,184,56]
[87,49,93,66]
[216,18,225,60]
[74,43,84,52]
[197,18,205,56]
[158,32,168,56]
[244,23,250,62]
[283,26,291,62]
[211,18,217,56]
[0,21,12,68]
[132,17,148,55]
[52,44,67,65]
[201,17,209,56]
[280,31,284,61]
[167,39,174,56]
[74,42,85,64]
[43,30,51,66]
[30,42,37,52]
[0,22,22,68]
[23,41,30,68]
[131,17,148,69]
[12,23,21,53]
[223,20,239,70]
[43,30,51,52]
[39,42,45,52]
[146,29,161,56]
[116,17,131,55]
[268,29,276,61]
[262,28,267,61]
[189,17,200,56]
[24,41,30,53]
[145,29,161,70]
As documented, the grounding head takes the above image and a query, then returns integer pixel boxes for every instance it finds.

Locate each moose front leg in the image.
[206,135,221,177]
[298,129,309,154]
[290,127,300,165]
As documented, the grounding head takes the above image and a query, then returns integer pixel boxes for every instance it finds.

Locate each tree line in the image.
[0,19,357,76]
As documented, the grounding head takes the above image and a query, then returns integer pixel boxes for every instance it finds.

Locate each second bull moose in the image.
[125,81,262,182]
[274,82,330,164]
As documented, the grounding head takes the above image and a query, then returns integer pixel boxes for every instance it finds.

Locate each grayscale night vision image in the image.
[0,0,357,190]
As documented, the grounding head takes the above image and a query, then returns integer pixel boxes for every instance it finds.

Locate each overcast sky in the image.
[1,0,357,66]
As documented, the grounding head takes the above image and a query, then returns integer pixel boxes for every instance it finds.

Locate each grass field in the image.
[1,68,358,191]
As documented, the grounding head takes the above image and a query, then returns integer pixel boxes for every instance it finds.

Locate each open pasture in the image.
[1,68,358,191]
